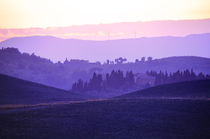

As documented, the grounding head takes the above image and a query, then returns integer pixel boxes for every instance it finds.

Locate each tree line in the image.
[71,70,135,93]
[72,69,210,93]
[146,69,210,86]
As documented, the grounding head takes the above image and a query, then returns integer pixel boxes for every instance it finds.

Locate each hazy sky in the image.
[1,0,210,28]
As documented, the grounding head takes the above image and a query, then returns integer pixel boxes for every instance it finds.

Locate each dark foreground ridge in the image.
[0,99,209,139]
[0,74,87,105]
[0,78,210,139]
[117,79,210,99]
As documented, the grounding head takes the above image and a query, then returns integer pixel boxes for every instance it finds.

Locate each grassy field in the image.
[0,99,209,139]
[0,75,210,138]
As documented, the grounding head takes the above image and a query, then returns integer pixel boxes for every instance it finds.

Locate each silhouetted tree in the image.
[71,70,136,93]
[115,57,127,64]
[141,57,145,63]
[135,59,140,63]
[147,69,209,86]
[125,71,135,86]
[147,57,153,62]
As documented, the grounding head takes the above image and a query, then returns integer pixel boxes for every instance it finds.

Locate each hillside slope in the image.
[0,74,87,105]
[0,48,210,90]
[0,77,210,138]
[1,87,210,139]
[118,80,210,99]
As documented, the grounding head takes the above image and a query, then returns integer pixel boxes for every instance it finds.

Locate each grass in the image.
[0,99,209,139]
[1,75,210,139]
[119,80,210,99]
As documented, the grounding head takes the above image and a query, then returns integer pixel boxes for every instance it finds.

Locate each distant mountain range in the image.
[1,18,210,41]
[0,33,210,62]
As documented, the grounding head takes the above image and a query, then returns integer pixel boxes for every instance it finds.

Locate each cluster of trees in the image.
[135,57,152,63]
[147,69,210,86]
[72,69,210,93]
[1,48,210,91]
[72,70,135,93]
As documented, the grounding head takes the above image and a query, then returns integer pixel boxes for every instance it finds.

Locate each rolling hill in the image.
[0,80,210,138]
[0,74,87,105]
[0,33,210,62]
[1,47,210,90]
[117,80,210,99]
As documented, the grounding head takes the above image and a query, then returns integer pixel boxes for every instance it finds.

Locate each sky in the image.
[1,0,210,28]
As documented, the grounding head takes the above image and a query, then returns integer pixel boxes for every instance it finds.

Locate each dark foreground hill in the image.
[0,74,87,105]
[118,80,210,99]
[0,99,209,138]
[0,80,210,139]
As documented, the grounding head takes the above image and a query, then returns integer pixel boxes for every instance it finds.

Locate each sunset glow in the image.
[0,1,210,138]
[1,0,210,28]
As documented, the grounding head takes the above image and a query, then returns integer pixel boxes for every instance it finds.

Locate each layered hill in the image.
[118,80,210,99]
[0,47,210,89]
[0,74,87,105]
[1,79,210,139]
[0,33,210,62]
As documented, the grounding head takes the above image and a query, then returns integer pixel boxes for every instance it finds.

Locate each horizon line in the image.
[2,32,210,42]
[1,18,210,29]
